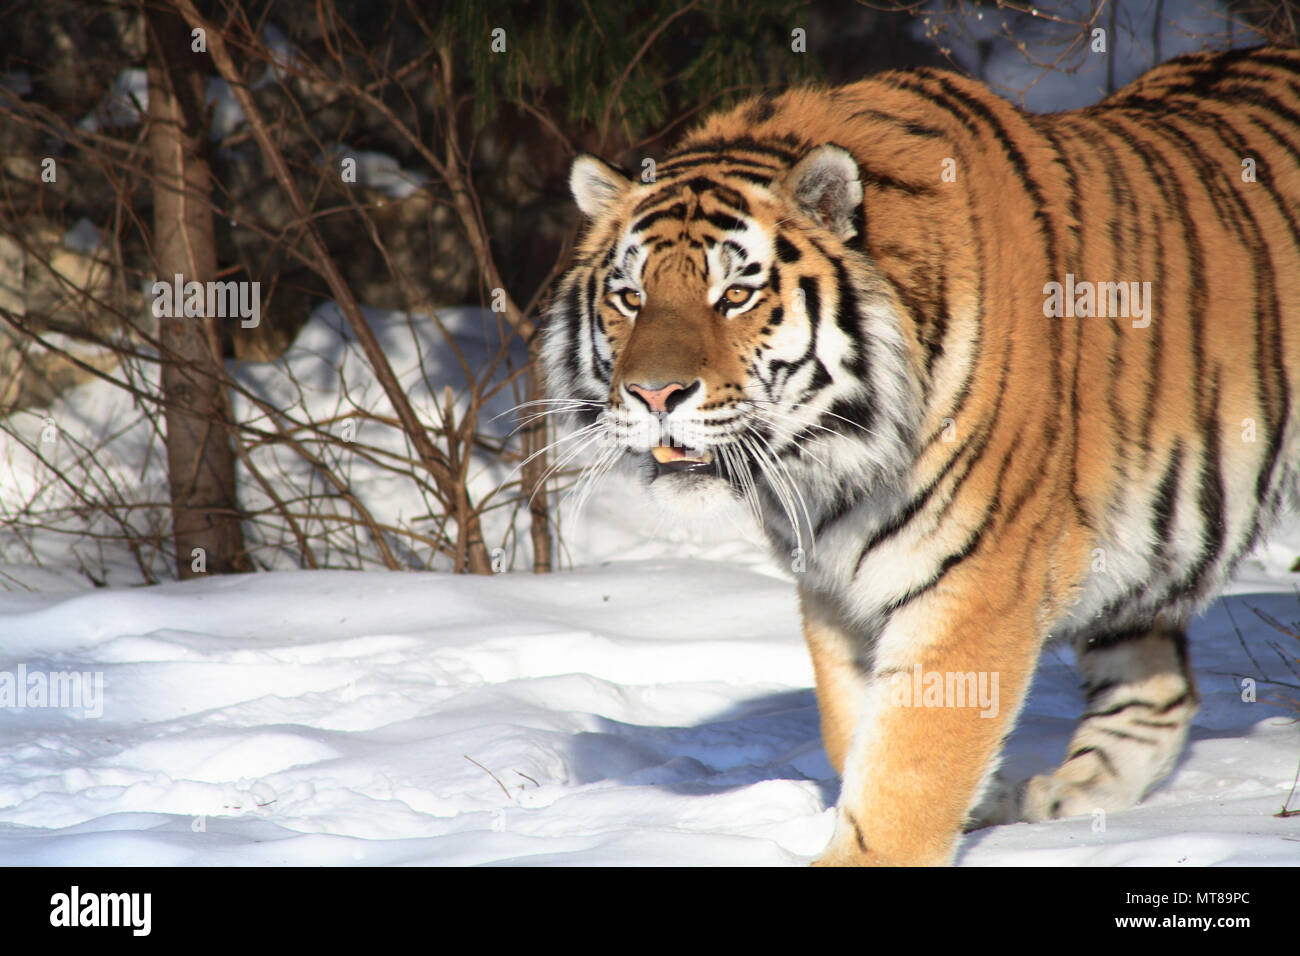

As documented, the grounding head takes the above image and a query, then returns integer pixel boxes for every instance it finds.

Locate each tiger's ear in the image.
[783,145,863,240]
[570,154,632,219]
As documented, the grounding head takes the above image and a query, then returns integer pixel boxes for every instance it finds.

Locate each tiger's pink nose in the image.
[626,382,688,414]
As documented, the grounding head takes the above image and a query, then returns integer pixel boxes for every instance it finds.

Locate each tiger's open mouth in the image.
[649,444,716,478]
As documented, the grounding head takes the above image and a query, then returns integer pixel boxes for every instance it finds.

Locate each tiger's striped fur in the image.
[541,46,1300,865]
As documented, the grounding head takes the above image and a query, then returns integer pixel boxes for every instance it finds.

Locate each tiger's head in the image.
[542,139,924,550]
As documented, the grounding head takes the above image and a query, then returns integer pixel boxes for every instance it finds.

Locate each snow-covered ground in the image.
[0,551,1297,866]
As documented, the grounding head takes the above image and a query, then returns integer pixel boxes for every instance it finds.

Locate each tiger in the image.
[540,45,1300,866]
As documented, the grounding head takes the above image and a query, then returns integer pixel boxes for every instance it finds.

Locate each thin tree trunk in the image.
[146,5,246,578]
[169,0,494,573]
[522,355,553,573]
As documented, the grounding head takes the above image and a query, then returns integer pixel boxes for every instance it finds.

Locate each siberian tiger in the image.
[541,45,1300,865]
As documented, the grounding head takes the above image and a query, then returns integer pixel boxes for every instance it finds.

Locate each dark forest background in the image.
[0,0,1291,583]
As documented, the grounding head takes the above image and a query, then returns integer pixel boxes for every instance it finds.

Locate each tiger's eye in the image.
[621,290,643,310]
[724,286,752,305]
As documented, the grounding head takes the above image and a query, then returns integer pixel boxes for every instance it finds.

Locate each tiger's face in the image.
[542,144,923,547]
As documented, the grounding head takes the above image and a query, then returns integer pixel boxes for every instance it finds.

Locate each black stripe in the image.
[824,396,876,445]
[861,169,937,196]
[701,211,746,233]
[1120,53,1300,111]
[1087,679,1120,701]
[554,278,583,388]
[631,203,687,234]
[1097,727,1158,745]
[1067,746,1116,775]
[852,440,970,564]
[1187,373,1227,592]
[845,809,869,854]
[631,184,683,215]
[1083,699,1160,720]
[1072,119,1155,465]
[1156,691,1193,714]
[584,271,607,383]
[775,233,801,263]
[925,272,950,375]
[657,155,781,175]
[1151,440,1183,560]
[890,74,982,137]
[745,93,778,124]
[802,358,831,394]
[824,247,870,378]
[848,107,946,139]
[1232,73,1300,127]
[673,136,803,161]
[1082,624,1153,652]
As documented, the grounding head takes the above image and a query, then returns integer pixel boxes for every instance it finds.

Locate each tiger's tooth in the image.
[651,446,680,464]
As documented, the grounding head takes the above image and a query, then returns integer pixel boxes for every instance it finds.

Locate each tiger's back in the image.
[543,46,1300,864]
[679,47,1300,629]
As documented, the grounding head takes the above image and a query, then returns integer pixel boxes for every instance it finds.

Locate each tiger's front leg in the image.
[811,578,1044,866]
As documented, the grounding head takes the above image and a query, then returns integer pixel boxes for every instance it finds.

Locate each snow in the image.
[0,305,542,585]
[77,69,149,133]
[321,148,430,199]
[76,26,298,141]
[0,556,1297,866]
[62,218,104,255]
[922,0,1267,112]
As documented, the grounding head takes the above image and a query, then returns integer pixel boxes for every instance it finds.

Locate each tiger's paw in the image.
[1017,771,1130,823]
